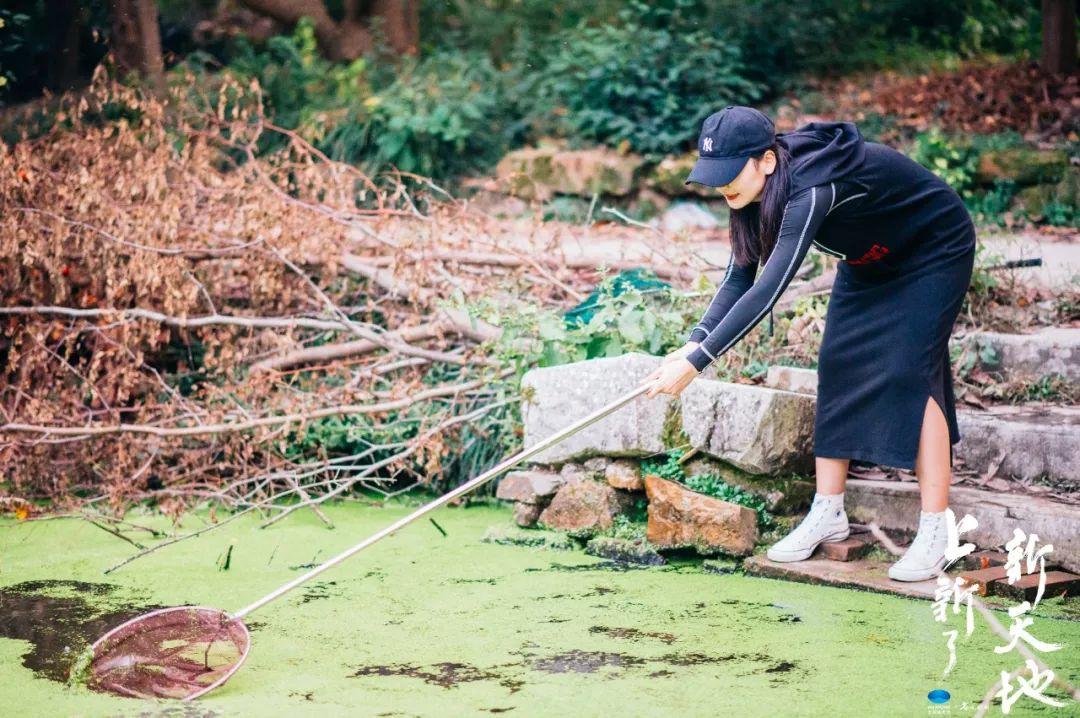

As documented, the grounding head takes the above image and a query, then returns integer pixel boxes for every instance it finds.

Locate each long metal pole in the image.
[232,381,652,619]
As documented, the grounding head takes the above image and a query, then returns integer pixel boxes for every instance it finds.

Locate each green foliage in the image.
[523,0,767,155]
[1040,199,1080,229]
[338,51,508,179]
[468,269,701,374]
[966,179,1018,227]
[907,127,980,196]
[640,448,687,482]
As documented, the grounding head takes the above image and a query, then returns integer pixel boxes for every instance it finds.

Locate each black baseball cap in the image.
[685,106,775,188]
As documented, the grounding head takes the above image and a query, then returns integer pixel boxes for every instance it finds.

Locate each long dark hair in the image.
[728,141,792,266]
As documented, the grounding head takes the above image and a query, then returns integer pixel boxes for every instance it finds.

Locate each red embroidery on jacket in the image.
[847,243,890,265]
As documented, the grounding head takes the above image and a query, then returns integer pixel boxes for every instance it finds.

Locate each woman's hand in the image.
[661,341,700,365]
[644,358,699,398]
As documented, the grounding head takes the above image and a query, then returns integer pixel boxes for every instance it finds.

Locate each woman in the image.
[644,105,976,582]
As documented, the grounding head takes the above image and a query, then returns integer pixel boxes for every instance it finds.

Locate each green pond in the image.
[1,496,1077,717]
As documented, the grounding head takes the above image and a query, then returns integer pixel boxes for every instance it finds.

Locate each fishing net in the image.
[84,606,250,700]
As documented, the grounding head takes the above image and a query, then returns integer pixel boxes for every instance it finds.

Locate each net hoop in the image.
[87,605,251,701]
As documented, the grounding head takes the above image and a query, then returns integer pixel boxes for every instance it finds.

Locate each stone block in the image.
[681,380,816,475]
[521,353,674,464]
[764,365,819,395]
[818,537,873,562]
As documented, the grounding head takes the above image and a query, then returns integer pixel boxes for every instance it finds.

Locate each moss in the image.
[660,403,691,451]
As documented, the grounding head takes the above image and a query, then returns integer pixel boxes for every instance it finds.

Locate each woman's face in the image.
[714,150,776,209]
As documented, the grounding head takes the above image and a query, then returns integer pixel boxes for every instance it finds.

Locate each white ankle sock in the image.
[813,492,845,508]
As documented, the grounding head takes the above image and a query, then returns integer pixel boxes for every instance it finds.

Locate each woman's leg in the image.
[816,457,849,494]
[915,396,951,512]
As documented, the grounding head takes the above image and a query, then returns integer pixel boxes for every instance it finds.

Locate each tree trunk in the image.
[108,0,164,91]
[240,0,418,60]
[1041,0,1077,75]
[370,0,420,56]
[48,0,83,93]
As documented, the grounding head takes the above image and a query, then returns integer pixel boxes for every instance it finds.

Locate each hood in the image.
[776,120,866,194]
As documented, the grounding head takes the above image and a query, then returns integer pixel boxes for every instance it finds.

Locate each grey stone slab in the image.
[843,479,1080,573]
[681,380,815,475]
[965,327,1079,380]
[521,353,674,463]
[956,405,1080,488]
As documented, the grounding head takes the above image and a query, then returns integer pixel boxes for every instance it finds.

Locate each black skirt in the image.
[813,227,976,470]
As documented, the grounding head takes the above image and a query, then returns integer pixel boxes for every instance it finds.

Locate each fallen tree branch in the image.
[0,374,506,438]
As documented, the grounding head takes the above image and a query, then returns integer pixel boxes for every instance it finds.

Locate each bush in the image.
[330,50,509,179]
[524,0,767,155]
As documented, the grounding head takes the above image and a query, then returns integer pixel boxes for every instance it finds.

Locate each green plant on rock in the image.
[641,448,687,482]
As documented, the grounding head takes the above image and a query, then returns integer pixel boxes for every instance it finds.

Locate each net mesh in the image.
[87,606,250,700]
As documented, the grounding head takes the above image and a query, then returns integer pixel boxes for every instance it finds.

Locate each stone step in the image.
[959,327,1079,381]
[955,404,1080,489]
[991,571,1080,603]
[743,554,940,600]
[764,365,1080,488]
[843,479,1080,574]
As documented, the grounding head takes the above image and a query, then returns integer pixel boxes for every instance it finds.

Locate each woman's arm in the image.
[685,185,830,372]
[685,257,757,344]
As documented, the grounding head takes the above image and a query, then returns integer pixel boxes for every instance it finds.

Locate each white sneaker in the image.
[888,510,948,582]
[766,493,850,562]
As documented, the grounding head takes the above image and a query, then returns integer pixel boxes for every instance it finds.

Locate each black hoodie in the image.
[684,120,975,373]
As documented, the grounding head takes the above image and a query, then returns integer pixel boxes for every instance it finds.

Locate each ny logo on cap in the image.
[702,138,713,152]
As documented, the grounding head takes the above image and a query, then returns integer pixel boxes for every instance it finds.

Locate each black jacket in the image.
[685,121,974,373]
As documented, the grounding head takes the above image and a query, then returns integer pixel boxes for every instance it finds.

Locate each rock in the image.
[495,146,645,200]
[605,458,643,491]
[585,536,667,566]
[521,353,675,463]
[583,457,609,474]
[763,365,819,395]
[495,470,564,504]
[649,202,720,234]
[645,153,715,197]
[975,148,1068,186]
[956,405,1079,489]
[560,462,599,483]
[680,380,816,475]
[681,456,814,514]
[538,478,636,533]
[481,525,576,551]
[843,479,1080,574]
[965,327,1079,381]
[513,502,544,527]
[627,188,671,219]
[644,475,758,556]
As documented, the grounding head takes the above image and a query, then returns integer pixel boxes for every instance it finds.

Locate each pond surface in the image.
[1,498,1077,716]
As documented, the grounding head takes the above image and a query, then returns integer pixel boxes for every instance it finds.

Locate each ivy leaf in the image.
[617,306,645,344]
